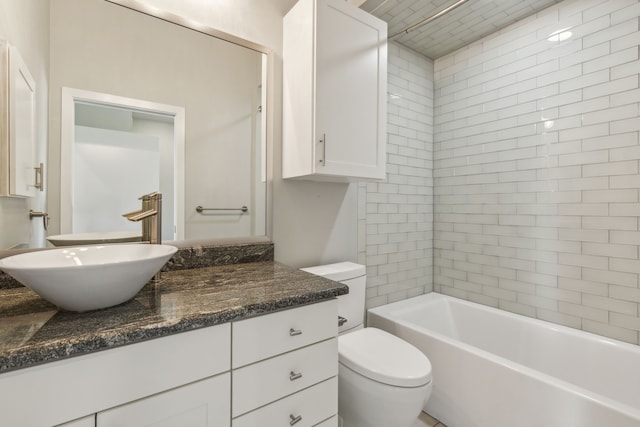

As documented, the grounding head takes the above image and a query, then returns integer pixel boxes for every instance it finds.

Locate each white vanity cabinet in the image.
[282,0,387,182]
[0,299,339,427]
[232,300,339,426]
[0,324,232,427]
[55,376,230,427]
[97,374,230,427]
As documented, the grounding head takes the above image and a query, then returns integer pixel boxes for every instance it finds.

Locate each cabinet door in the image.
[97,374,230,427]
[314,0,386,180]
[0,41,37,197]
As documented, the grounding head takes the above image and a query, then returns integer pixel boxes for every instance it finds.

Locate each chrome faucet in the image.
[123,192,163,245]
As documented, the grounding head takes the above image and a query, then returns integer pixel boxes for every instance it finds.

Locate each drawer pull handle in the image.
[289,371,303,381]
[289,328,302,336]
[338,316,348,327]
[289,414,302,426]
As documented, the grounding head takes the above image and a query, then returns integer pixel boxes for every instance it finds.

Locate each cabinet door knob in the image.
[289,371,303,381]
[289,328,302,336]
[289,414,302,426]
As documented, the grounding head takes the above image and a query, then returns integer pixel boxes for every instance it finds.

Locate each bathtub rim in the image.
[367,292,640,422]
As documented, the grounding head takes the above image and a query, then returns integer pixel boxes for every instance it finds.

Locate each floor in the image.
[413,411,448,427]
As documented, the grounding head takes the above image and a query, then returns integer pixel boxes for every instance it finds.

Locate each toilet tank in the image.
[301,262,366,334]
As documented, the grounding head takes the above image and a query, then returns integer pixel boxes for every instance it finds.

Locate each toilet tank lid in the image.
[301,262,366,281]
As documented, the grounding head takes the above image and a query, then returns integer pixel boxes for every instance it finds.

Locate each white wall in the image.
[434,0,640,344]
[73,126,160,234]
[131,0,294,52]
[360,42,434,309]
[0,0,48,249]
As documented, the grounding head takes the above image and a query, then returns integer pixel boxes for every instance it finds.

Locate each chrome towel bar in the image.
[196,205,248,213]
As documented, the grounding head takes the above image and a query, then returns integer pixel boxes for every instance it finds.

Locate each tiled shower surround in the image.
[362,0,640,345]
[433,0,640,343]
[359,41,434,309]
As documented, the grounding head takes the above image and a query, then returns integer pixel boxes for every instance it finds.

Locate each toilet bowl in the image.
[301,262,432,427]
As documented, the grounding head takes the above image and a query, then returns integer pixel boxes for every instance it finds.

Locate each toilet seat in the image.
[338,327,432,387]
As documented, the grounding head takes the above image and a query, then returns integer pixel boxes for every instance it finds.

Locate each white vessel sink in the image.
[47,231,142,247]
[0,244,178,312]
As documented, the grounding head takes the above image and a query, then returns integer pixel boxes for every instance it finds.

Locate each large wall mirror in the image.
[2,0,270,250]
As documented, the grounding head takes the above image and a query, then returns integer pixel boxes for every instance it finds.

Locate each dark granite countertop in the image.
[0,261,348,373]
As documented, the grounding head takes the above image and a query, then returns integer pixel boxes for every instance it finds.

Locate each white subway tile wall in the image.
[359,42,434,309]
[434,0,640,344]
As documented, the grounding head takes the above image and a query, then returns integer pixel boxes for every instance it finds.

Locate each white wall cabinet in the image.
[0,40,39,197]
[0,300,338,427]
[282,0,387,182]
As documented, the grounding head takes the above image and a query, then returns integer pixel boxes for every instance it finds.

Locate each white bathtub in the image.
[367,293,640,427]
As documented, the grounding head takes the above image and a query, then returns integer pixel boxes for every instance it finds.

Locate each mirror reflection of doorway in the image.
[60,88,185,241]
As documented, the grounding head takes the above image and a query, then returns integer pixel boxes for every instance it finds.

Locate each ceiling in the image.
[359,0,564,59]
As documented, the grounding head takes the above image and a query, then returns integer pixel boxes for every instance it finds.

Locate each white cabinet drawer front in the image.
[232,300,337,368]
[232,377,338,427]
[98,373,230,427]
[232,338,337,417]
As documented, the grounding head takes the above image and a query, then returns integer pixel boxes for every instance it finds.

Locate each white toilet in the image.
[302,262,432,427]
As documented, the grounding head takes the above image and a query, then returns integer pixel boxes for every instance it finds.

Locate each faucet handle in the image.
[122,208,144,219]
[126,209,158,222]
[138,191,162,201]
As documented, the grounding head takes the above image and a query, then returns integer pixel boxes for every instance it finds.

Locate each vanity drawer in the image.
[232,299,337,368]
[232,338,338,417]
[232,377,338,427]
